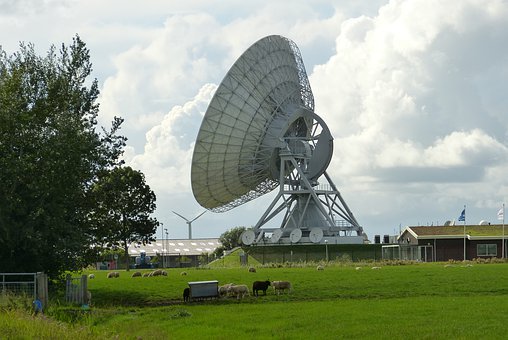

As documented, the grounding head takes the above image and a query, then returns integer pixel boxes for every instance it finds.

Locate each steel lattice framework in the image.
[191,35,364,245]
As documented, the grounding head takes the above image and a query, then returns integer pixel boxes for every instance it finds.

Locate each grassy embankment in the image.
[1,260,508,339]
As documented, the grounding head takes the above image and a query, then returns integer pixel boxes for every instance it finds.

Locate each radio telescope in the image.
[191,35,365,245]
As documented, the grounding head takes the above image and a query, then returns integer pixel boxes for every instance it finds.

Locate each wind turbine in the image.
[172,210,206,239]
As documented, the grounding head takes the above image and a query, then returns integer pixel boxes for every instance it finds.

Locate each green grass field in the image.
[2,262,508,339]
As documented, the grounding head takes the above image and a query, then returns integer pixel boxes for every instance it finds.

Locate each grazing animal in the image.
[183,288,190,302]
[252,281,271,296]
[371,266,381,270]
[218,283,234,297]
[131,271,142,278]
[228,284,249,299]
[180,271,187,276]
[107,272,119,278]
[161,270,168,276]
[248,267,256,273]
[317,265,324,271]
[151,269,164,276]
[88,274,95,279]
[272,281,291,295]
[142,272,151,277]
[355,267,362,270]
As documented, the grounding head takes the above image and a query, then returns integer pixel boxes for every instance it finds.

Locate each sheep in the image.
[355,267,362,270]
[252,280,271,296]
[180,271,187,276]
[218,283,234,297]
[107,271,119,278]
[183,287,190,302]
[248,267,257,273]
[88,274,95,279]
[151,269,164,276]
[228,284,249,299]
[142,272,151,277]
[161,270,168,276]
[131,271,142,278]
[316,265,324,271]
[371,266,381,270]
[272,281,291,295]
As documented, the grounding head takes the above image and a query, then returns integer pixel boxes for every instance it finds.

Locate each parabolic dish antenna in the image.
[191,35,364,246]
[241,230,256,245]
[271,229,283,243]
[289,228,302,243]
[309,227,324,243]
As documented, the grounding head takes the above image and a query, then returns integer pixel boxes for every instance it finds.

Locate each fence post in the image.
[80,275,88,305]
[36,272,48,308]
[65,274,72,303]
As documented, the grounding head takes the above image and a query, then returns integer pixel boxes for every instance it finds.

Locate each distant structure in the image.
[191,35,365,246]
[172,211,206,240]
[382,224,507,261]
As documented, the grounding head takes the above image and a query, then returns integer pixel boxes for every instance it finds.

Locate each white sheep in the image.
[272,281,291,295]
[355,267,362,270]
[131,271,142,278]
[317,265,324,271]
[371,266,381,270]
[228,284,249,299]
[107,271,119,278]
[218,283,234,297]
[248,267,256,273]
[88,274,95,279]
[180,271,187,276]
[151,269,164,276]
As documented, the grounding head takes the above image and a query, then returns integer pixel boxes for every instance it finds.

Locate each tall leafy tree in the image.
[0,36,126,278]
[219,226,247,250]
[91,166,159,270]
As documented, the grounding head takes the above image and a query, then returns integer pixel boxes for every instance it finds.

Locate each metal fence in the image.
[0,272,48,309]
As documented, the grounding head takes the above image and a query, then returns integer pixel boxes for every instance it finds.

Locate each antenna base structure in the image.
[191,35,365,246]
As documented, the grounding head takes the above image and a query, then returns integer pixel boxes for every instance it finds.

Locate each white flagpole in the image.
[463,205,466,261]
[503,203,505,259]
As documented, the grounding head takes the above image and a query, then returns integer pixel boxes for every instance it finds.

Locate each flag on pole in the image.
[458,209,466,222]
[498,207,504,220]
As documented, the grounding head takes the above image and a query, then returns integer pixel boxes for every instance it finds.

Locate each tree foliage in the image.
[90,166,159,270]
[0,36,126,278]
[219,226,246,250]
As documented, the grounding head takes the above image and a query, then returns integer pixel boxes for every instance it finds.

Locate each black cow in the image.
[252,280,271,296]
[183,287,190,302]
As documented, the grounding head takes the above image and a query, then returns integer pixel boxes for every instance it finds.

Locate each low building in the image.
[128,238,221,268]
[382,225,507,262]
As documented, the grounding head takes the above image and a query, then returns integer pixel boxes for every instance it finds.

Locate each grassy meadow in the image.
[2,261,508,339]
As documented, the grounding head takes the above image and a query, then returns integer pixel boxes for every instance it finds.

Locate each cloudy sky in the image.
[2,0,508,240]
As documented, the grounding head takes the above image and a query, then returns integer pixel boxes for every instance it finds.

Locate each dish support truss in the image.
[252,146,365,245]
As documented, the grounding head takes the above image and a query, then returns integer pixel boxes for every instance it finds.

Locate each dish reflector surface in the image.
[192,35,314,212]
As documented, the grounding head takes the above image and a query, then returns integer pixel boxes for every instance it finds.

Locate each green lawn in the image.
[2,262,508,339]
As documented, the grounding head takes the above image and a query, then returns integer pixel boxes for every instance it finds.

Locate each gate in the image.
[0,272,48,309]
[65,274,89,305]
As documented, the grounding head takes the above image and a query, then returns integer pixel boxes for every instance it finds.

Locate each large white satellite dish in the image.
[191,35,364,245]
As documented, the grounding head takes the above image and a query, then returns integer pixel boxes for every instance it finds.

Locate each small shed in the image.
[188,280,219,300]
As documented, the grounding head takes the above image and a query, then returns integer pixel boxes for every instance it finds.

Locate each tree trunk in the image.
[124,241,130,271]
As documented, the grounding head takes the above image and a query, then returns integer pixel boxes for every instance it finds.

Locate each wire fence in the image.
[0,272,48,309]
